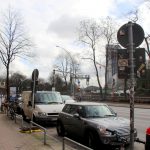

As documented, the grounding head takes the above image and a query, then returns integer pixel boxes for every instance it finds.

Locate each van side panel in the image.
[22,91,32,118]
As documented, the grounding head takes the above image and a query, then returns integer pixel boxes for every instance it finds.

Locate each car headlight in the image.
[38,112,47,116]
[98,127,112,135]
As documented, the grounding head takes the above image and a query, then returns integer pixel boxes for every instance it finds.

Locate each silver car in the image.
[56,102,137,149]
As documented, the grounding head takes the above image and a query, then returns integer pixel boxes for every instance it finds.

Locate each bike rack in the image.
[14,113,24,128]
[62,136,93,150]
[30,121,47,145]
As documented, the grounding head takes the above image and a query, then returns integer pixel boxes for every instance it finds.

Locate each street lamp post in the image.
[56,45,75,97]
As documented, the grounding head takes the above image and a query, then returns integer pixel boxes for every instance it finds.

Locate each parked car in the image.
[21,91,64,123]
[56,102,137,149]
[61,95,75,103]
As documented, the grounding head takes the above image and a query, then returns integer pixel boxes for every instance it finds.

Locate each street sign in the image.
[117,49,129,79]
[32,69,39,81]
[117,48,146,79]
[31,69,39,110]
[117,23,144,48]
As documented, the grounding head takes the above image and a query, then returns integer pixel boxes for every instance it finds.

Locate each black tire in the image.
[56,121,65,136]
[86,131,99,150]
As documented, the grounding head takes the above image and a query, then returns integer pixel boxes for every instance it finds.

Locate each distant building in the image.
[106,44,125,91]
[107,45,150,92]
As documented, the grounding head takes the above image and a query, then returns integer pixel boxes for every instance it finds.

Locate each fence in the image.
[30,121,47,145]
[80,94,150,103]
[62,137,93,150]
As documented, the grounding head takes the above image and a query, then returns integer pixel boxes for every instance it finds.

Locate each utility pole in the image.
[52,69,55,91]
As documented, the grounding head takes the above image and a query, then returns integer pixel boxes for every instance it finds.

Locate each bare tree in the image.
[100,17,117,97]
[78,19,103,97]
[54,52,71,86]
[54,51,80,95]
[0,8,32,100]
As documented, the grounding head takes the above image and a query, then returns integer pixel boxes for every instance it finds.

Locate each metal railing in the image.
[30,121,47,145]
[14,113,24,128]
[62,137,93,150]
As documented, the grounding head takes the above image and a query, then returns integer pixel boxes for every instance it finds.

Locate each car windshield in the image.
[85,105,115,118]
[35,92,63,104]
[62,95,73,101]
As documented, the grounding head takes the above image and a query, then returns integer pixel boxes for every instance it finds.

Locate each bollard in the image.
[145,127,150,150]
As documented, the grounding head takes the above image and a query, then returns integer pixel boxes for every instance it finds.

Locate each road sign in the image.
[117,48,146,79]
[32,69,39,81]
[117,23,144,48]
[117,49,129,79]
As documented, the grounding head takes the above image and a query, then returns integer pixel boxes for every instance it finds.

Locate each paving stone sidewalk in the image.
[0,113,74,150]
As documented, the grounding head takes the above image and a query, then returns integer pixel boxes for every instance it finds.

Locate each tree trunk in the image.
[104,47,108,99]
[93,48,103,99]
[6,64,10,101]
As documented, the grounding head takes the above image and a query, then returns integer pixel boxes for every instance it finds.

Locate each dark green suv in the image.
[56,102,137,149]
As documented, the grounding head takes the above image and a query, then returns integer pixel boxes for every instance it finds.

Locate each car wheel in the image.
[86,131,99,150]
[57,121,65,136]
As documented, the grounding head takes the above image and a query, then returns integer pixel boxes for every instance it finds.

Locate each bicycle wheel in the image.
[10,108,15,120]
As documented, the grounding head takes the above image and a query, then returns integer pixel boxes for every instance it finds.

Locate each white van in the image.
[21,91,64,123]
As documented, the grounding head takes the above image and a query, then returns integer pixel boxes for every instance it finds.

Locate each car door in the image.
[68,105,86,138]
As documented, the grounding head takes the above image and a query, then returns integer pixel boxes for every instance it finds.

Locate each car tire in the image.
[86,131,99,150]
[57,121,65,136]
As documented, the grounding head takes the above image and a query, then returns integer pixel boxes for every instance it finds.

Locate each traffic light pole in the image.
[128,22,135,150]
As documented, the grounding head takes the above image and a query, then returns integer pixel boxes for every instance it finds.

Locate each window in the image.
[85,105,115,118]
[35,92,63,104]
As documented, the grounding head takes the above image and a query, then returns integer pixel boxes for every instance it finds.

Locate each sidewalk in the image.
[0,112,74,150]
[0,107,145,150]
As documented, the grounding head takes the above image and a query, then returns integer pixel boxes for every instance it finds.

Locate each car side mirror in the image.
[73,113,80,119]
[114,112,117,116]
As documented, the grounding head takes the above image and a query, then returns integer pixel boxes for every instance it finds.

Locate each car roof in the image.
[36,91,60,94]
[66,101,107,106]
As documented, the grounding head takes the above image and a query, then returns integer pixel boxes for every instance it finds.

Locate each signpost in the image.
[117,22,144,150]
[31,69,39,108]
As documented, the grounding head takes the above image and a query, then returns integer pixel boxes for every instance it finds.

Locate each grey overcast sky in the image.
[0,0,149,87]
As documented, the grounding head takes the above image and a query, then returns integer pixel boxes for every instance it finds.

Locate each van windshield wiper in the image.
[47,102,63,104]
[104,114,116,117]
[36,102,46,104]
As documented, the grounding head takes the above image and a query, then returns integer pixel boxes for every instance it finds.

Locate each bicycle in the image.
[7,101,18,120]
